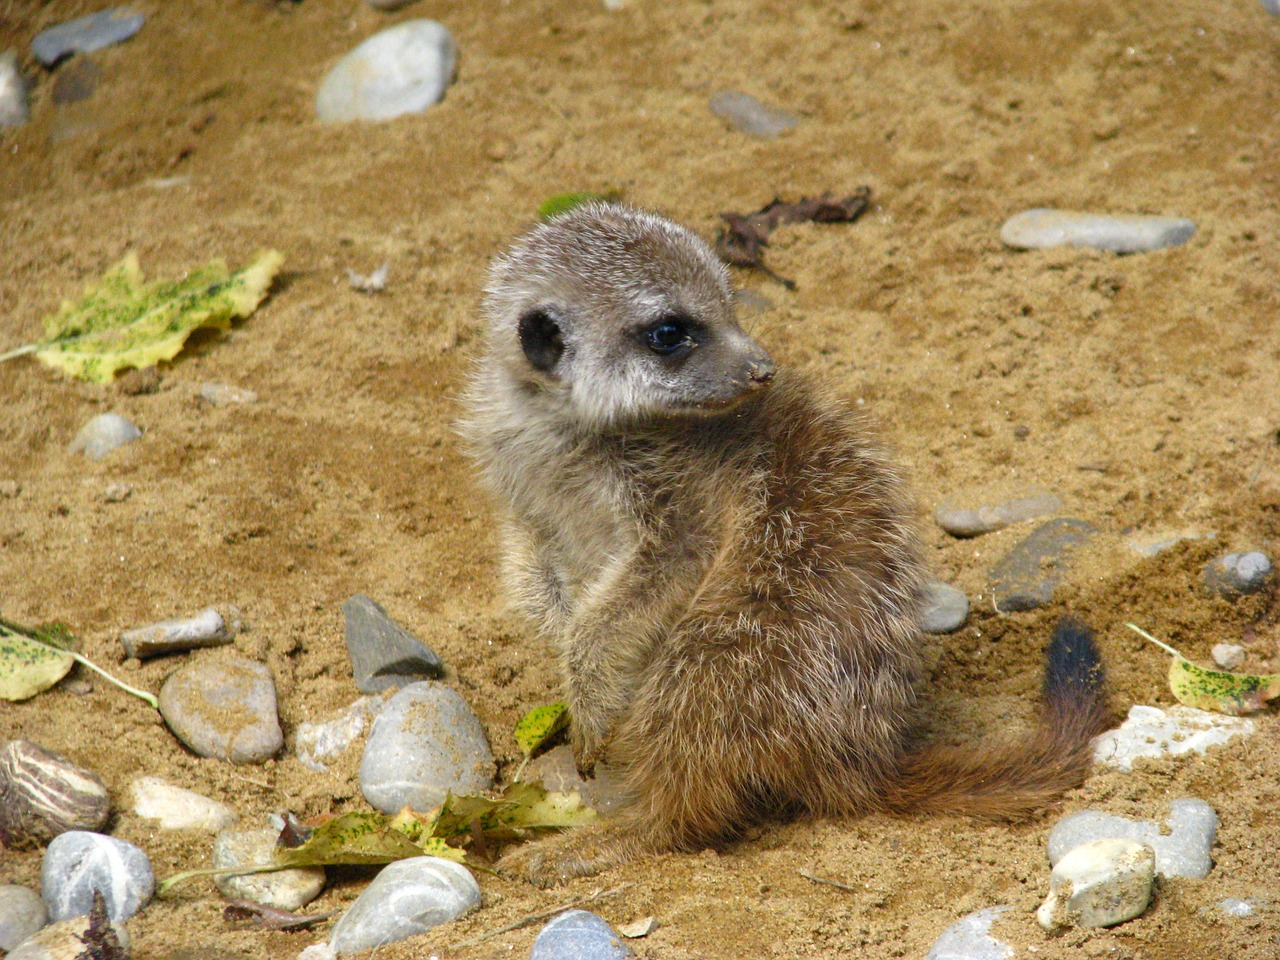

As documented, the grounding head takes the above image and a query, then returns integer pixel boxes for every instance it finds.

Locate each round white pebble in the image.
[68,413,141,460]
[316,20,457,123]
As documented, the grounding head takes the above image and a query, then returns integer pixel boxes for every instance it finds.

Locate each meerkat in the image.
[462,202,1108,886]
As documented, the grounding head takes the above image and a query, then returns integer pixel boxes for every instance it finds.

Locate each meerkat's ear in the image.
[518,308,565,376]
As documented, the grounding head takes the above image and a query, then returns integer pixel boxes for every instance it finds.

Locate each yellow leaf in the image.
[1167,656,1280,716]
[0,627,73,701]
[514,701,570,758]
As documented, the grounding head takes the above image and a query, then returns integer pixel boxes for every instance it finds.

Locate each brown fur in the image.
[462,203,1109,886]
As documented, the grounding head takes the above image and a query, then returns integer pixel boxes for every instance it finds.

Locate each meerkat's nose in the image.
[747,356,777,387]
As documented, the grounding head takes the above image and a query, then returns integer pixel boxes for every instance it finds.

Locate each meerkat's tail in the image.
[881,617,1109,821]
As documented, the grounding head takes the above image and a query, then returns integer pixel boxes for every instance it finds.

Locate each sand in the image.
[1,0,1278,957]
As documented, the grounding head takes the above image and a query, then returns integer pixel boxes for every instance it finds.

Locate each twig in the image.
[0,621,159,709]
[799,870,860,893]
[451,884,630,948]
[1124,622,1186,660]
[0,343,38,363]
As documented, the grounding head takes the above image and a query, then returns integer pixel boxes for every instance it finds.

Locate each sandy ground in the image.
[2,0,1279,957]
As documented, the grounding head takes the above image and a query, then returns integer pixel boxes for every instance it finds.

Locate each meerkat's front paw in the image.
[499,826,642,887]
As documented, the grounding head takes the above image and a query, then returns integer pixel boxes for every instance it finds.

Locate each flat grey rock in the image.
[359,681,494,813]
[708,90,798,139]
[523,745,627,814]
[316,20,456,123]
[0,50,29,128]
[1049,798,1217,879]
[925,906,1013,960]
[296,696,384,772]
[1000,208,1196,253]
[1094,704,1254,770]
[130,776,238,833]
[41,830,154,922]
[328,857,479,954]
[0,884,47,951]
[69,413,141,460]
[119,606,238,659]
[31,7,145,67]
[530,910,635,960]
[988,518,1096,612]
[935,492,1062,537]
[919,581,969,634]
[158,657,283,764]
[213,827,325,911]
[343,594,443,692]
[1204,551,1273,597]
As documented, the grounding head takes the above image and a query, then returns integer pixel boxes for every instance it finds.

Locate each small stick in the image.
[1124,622,1186,660]
[451,884,630,948]
[799,870,860,893]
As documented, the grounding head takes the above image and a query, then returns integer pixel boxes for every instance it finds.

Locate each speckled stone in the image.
[328,857,479,954]
[529,910,635,960]
[1093,704,1254,771]
[1049,798,1218,880]
[213,827,325,911]
[1037,838,1155,932]
[1204,551,1273,597]
[158,657,283,764]
[130,777,238,833]
[925,906,1013,960]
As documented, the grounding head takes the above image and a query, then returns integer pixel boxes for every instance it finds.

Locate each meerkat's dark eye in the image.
[519,309,565,373]
[644,317,694,356]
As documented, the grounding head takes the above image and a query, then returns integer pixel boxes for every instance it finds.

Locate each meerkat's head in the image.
[481,203,776,426]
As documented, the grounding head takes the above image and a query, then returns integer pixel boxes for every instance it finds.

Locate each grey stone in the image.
[119,606,238,659]
[199,382,258,405]
[360,681,494,813]
[316,20,457,123]
[130,776,238,833]
[934,492,1062,537]
[0,50,29,128]
[213,827,325,911]
[1000,208,1196,254]
[31,7,145,67]
[69,413,141,460]
[988,518,1096,612]
[1211,643,1246,671]
[328,857,479,954]
[296,696,384,772]
[1037,838,1155,931]
[1263,0,1280,14]
[708,90,798,139]
[1049,798,1217,880]
[158,657,283,764]
[530,910,635,960]
[1204,551,1273,597]
[919,581,969,634]
[0,885,47,951]
[5,914,129,960]
[925,906,1013,960]
[343,594,443,693]
[523,745,627,814]
[1094,704,1254,771]
[41,830,154,922]
[1213,897,1263,917]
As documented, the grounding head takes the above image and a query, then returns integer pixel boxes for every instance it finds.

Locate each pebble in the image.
[0,49,29,128]
[295,696,384,772]
[0,885,47,951]
[1124,527,1211,557]
[1203,551,1273,597]
[199,382,259,405]
[529,910,635,960]
[1263,0,1280,14]
[1036,838,1155,932]
[1211,643,1246,671]
[316,20,457,123]
[934,492,1062,537]
[68,413,141,461]
[988,518,1097,612]
[130,777,237,833]
[359,681,494,813]
[0,740,110,848]
[119,606,239,660]
[31,7,145,67]
[1213,897,1262,917]
[1000,208,1196,254]
[707,90,798,139]
[919,581,969,634]
[1048,798,1218,880]
[5,913,129,960]
[158,657,284,764]
[924,906,1013,960]
[212,827,325,911]
[298,945,338,960]
[343,594,444,693]
[102,482,132,503]
[616,916,658,938]
[41,831,154,923]
[327,857,480,954]
[1093,704,1255,771]
[523,745,626,814]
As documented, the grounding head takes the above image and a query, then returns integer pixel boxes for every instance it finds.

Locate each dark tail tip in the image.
[1043,616,1106,720]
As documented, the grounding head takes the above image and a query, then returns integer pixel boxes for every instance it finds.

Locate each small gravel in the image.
[988,518,1096,611]
[934,492,1061,537]
[130,776,238,833]
[343,594,443,693]
[0,50,29,128]
[924,906,1013,960]
[1000,208,1196,253]
[328,857,479,955]
[199,382,258,405]
[119,606,238,659]
[1211,643,1246,670]
[529,910,636,960]
[295,696,384,772]
[1093,704,1254,771]
[1037,838,1155,931]
[5,914,129,960]
[1204,550,1273,597]
[41,831,154,922]
[919,581,969,634]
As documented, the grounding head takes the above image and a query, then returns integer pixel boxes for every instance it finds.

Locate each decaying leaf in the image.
[1127,622,1280,715]
[77,890,127,960]
[537,191,620,221]
[273,810,452,867]
[0,249,284,383]
[514,701,570,759]
[0,619,74,702]
[715,189,872,288]
[223,899,336,931]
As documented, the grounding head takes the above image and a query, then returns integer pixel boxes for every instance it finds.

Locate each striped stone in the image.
[0,741,109,848]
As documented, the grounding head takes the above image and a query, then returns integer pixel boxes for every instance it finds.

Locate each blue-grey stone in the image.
[41,831,154,922]
[158,657,283,764]
[328,857,479,955]
[530,910,635,960]
[925,906,1013,960]
[0,50,29,128]
[69,413,141,460]
[359,681,494,813]
[1204,551,1273,597]
[31,7,145,67]
[920,581,968,634]
[989,518,1097,612]
[343,594,443,692]
[1000,208,1196,254]
[1263,0,1280,14]
[0,885,47,951]
[1048,798,1218,880]
[316,20,456,123]
[708,90,798,139]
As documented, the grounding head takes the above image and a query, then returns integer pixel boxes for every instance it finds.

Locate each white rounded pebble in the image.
[130,777,238,833]
[1211,643,1246,671]
[316,20,457,123]
[327,857,479,954]
[925,906,1013,960]
[0,884,47,951]
[1093,704,1254,771]
[68,413,141,460]
[1001,208,1196,253]
[1048,798,1218,880]
[1036,838,1155,932]
[41,830,154,922]
[708,90,798,139]
[0,50,30,128]
[1204,551,1273,596]
[199,382,258,405]
[1215,897,1262,917]
[934,492,1062,537]
[5,913,129,960]
[213,827,325,911]
[295,696,383,772]
[529,909,635,960]
[919,581,969,634]
[298,944,339,960]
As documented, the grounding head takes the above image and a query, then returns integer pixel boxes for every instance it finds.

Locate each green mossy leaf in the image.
[0,620,74,701]
[1127,622,1280,715]
[537,192,619,220]
[514,701,570,758]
